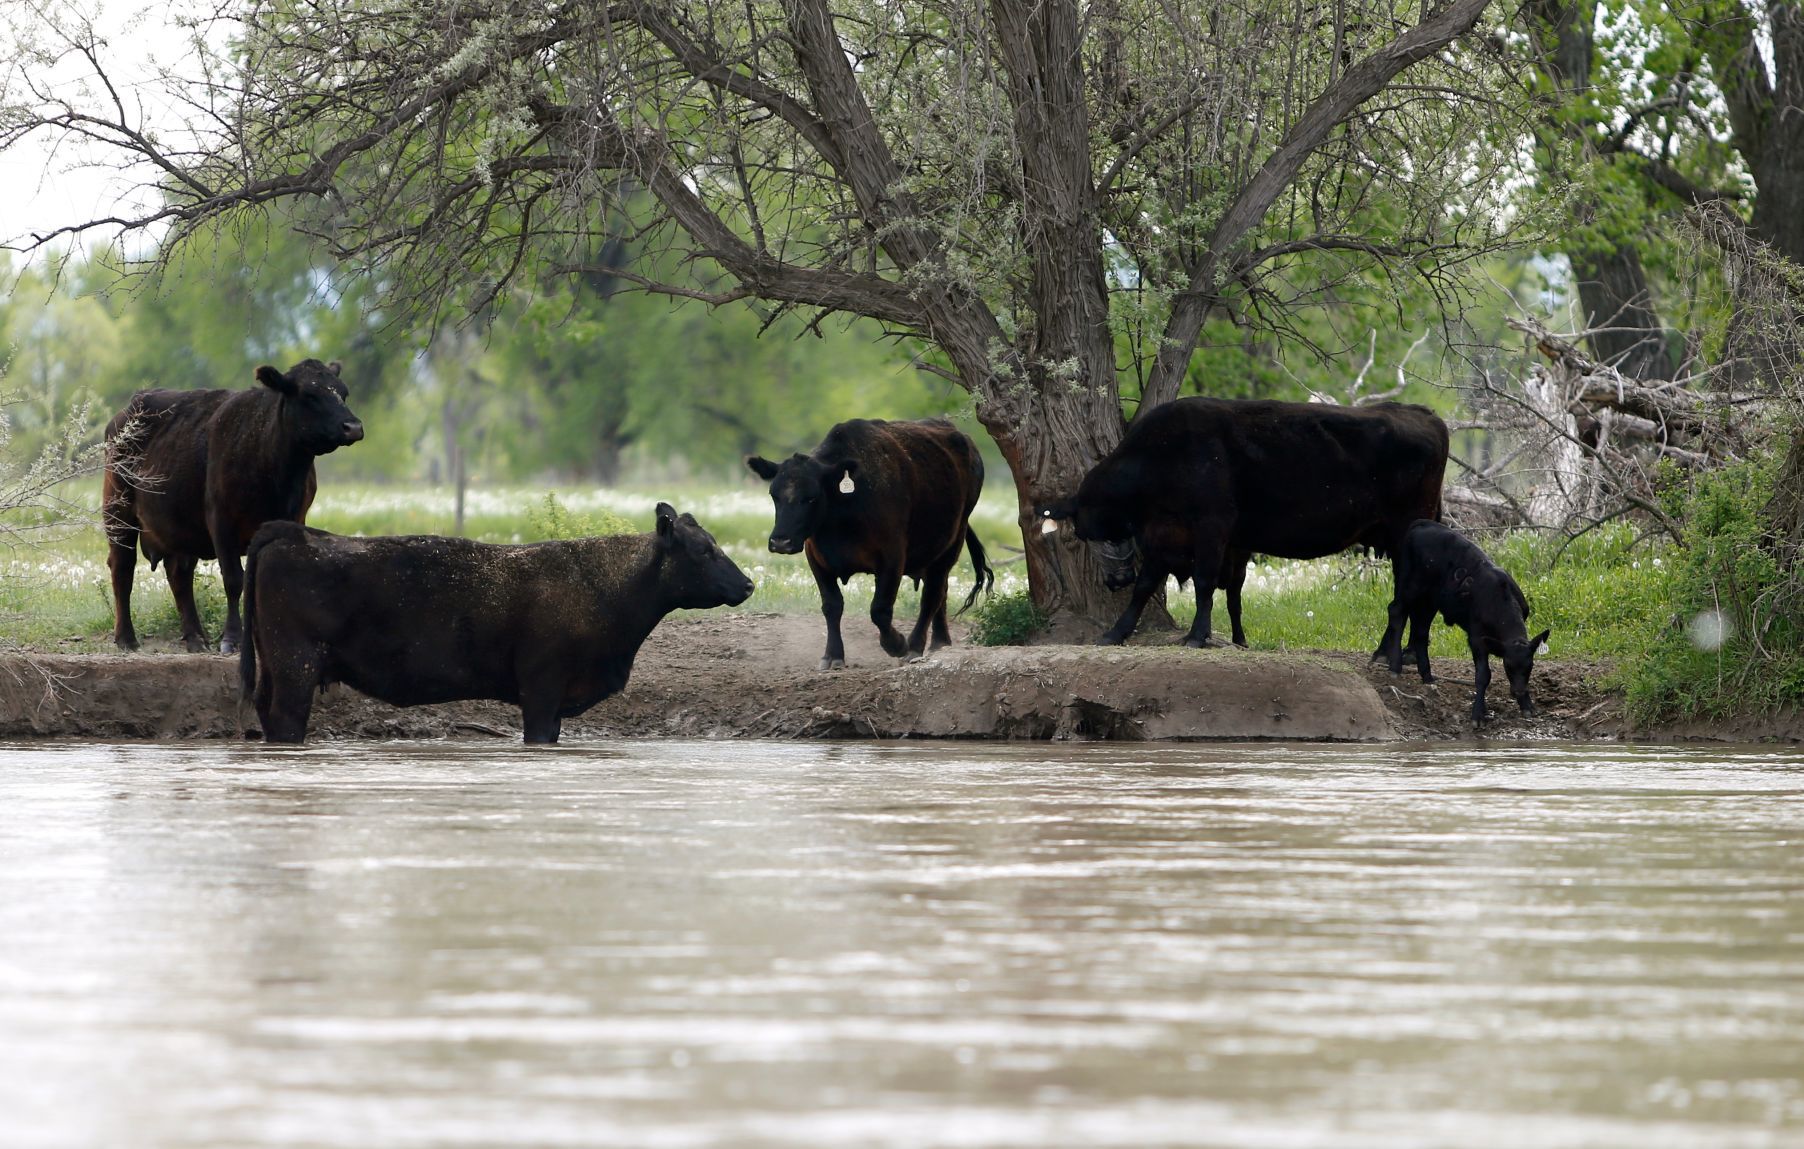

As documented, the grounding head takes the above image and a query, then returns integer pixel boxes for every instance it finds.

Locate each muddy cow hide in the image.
[748,418,994,670]
[1039,397,1449,647]
[103,359,364,654]
[1377,519,1550,724]
[239,504,754,744]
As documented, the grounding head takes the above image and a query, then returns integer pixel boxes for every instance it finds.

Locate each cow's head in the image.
[1494,628,1551,714]
[257,359,364,454]
[655,503,755,609]
[746,453,855,554]
[1037,499,1138,588]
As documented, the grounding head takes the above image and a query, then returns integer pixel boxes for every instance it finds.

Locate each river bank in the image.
[0,610,1692,743]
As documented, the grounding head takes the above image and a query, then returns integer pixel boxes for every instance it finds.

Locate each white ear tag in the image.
[1040,517,1059,535]
[839,473,856,494]
[1536,640,1550,655]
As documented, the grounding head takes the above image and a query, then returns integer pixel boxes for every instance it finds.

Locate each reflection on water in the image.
[1,740,1802,1148]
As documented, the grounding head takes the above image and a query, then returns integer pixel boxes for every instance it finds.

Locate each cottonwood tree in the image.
[2,0,1518,622]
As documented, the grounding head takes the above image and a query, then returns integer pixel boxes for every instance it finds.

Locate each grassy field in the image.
[2,480,1673,665]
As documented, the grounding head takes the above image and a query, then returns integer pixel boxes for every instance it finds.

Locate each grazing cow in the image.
[1039,397,1448,647]
[239,504,755,744]
[103,360,364,654]
[1377,519,1550,724]
[747,418,994,669]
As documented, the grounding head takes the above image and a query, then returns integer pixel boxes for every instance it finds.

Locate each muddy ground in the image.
[0,609,1671,744]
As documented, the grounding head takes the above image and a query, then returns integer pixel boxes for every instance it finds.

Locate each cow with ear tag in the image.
[1375,519,1552,724]
[748,417,993,670]
[240,503,755,744]
[102,358,364,655]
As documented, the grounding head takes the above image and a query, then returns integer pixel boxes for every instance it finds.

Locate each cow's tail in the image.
[957,526,996,615]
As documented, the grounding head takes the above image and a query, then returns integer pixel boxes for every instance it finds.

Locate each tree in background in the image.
[1,0,1525,623]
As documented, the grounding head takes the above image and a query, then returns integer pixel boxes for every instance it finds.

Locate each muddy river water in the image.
[1,740,1801,1148]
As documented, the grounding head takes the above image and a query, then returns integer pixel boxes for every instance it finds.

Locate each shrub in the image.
[969,590,1048,646]
[1624,454,1804,723]
[525,493,635,540]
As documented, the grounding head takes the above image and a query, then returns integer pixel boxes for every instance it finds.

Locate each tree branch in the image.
[1137,0,1494,417]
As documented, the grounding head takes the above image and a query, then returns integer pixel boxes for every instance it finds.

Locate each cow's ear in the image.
[746,455,779,481]
[655,502,677,538]
[255,365,296,395]
[327,360,343,376]
[1530,628,1551,654]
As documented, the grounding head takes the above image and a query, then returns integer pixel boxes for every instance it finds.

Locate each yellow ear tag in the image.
[839,474,855,494]
[1040,517,1058,535]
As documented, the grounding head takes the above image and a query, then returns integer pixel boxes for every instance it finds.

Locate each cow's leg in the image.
[1222,550,1251,647]
[215,544,246,655]
[1097,563,1165,646]
[164,555,210,653]
[807,552,848,670]
[1381,597,1409,674]
[259,649,318,744]
[1410,605,1436,683]
[520,702,563,745]
[909,547,961,659]
[930,598,953,651]
[1469,644,1491,724]
[1181,544,1227,648]
[871,561,909,659]
[106,522,141,651]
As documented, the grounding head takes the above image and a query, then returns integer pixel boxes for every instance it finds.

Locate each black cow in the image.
[1040,397,1448,647]
[103,360,364,654]
[239,504,754,744]
[747,418,994,669]
[1377,519,1550,724]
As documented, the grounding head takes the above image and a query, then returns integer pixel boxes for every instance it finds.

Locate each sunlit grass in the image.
[2,480,1671,667]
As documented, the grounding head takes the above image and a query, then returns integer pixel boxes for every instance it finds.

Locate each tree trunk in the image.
[1524,0,1672,382]
[1572,244,1672,381]
[978,378,1132,628]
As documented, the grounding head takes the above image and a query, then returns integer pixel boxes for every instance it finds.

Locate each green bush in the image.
[1624,455,1804,723]
[969,590,1048,646]
[525,493,635,540]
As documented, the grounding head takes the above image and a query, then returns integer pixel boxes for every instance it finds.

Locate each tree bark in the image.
[1524,0,1673,382]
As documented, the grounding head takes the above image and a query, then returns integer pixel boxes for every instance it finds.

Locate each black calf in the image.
[1377,520,1550,724]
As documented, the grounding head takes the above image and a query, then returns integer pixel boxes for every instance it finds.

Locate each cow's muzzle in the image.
[341,420,365,443]
[768,536,803,555]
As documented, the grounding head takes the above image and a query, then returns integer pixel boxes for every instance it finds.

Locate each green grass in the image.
[2,481,1673,668]
[1171,526,1674,662]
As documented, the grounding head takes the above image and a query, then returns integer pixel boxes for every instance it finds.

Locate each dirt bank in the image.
[0,611,1643,743]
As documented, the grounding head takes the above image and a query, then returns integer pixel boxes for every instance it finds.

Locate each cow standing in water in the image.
[748,418,994,669]
[1040,398,1448,648]
[1378,519,1551,724]
[241,504,755,744]
[103,360,363,653]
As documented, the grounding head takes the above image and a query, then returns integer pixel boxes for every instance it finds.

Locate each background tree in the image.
[2,0,1523,623]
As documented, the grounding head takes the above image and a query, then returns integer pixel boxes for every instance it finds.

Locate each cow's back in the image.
[254,532,651,708]
[105,388,236,557]
[813,418,983,577]
[1135,398,1446,560]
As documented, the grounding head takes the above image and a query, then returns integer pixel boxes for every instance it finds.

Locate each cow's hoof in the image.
[878,632,908,657]
[218,638,239,655]
[904,651,926,664]
[114,637,139,653]
[818,658,846,671]
[1095,634,1127,647]
[1180,636,1218,649]
[183,638,209,654]
[1420,673,1436,685]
